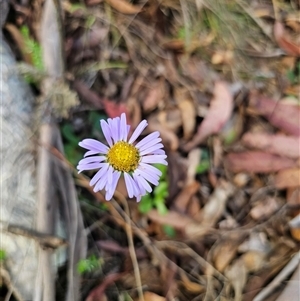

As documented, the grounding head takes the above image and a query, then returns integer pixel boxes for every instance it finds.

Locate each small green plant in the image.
[77,255,103,274]
[0,249,7,262]
[139,164,168,215]
[162,225,176,238]
[287,61,300,85]
[20,26,43,71]
[196,149,210,174]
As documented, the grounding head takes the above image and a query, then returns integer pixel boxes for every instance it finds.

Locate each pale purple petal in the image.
[133,175,146,196]
[120,113,128,141]
[108,117,120,142]
[136,168,159,186]
[131,176,142,196]
[152,149,165,155]
[138,163,162,177]
[93,175,107,192]
[100,120,113,147]
[138,138,162,152]
[90,163,109,186]
[107,166,114,185]
[133,172,152,193]
[139,143,164,156]
[79,139,109,154]
[77,156,106,166]
[136,195,142,202]
[105,171,121,200]
[77,162,105,173]
[129,120,148,144]
[84,150,101,157]
[141,155,168,165]
[136,131,160,149]
[124,173,134,198]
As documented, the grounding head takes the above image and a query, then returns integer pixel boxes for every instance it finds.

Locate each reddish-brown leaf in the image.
[184,81,233,151]
[274,21,300,56]
[249,95,300,136]
[274,168,300,189]
[86,273,125,301]
[105,0,143,14]
[224,151,296,173]
[242,132,300,158]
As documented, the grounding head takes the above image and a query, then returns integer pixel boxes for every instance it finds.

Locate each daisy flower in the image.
[77,113,167,202]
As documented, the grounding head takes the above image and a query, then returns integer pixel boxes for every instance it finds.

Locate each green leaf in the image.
[154,181,168,197]
[154,198,168,215]
[85,16,96,29]
[153,163,167,179]
[61,124,80,145]
[163,225,176,238]
[69,3,86,13]
[139,195,153,213]
[0,249,7,262]
[196,160,210,174]
[20,26,43,71]
[77,255,102,274]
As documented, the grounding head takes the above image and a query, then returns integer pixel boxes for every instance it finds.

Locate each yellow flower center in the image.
[107,141,140,173]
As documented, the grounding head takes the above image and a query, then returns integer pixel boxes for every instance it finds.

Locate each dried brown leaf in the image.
[242,251,265,273]
[225,259,247,301]
[143,292,166,301]
[213,240,240,272]
[86,273,124,301]
[224,151,296,173]
[147,210,194,231]
[249,94,300,136]
[242,132,300,159]
[179,271,205,294]
[274,21,300,56]
[148,112,180,151]
[142,81,164,112]
[177,98,196,140]
[173,181,200,213]
[250,197,280,220]
[105,0,142,14]
[199,181,235,226]
[274,168,300,189]
[184,81,233,151]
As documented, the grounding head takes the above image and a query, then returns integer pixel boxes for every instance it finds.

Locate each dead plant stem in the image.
[120,197,145,301]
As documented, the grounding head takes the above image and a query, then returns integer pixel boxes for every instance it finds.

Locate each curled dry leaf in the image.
[143,292,166,301]
[175,88,196,140]
[147,210,194,231]
[147,111,181,151]
[274,21,300,56]
[225,258,247,301]
[249,94,300,136]
[242,251,266,273]
[179,271,205,294]
[185,181,235,238]
[86,273,125,301]
[250,197,280,220]
[173,181,200,213]
[105,0,143,14]
[212,239,241,272]
[224,151,296,173]
[242,132,300,159]
[184,81,233,151]
[274,168,300,189]
[142,80,165,112]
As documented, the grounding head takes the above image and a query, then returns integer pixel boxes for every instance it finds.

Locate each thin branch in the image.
[119,196,145,301]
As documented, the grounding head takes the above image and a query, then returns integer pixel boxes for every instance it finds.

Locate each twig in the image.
[119,196,145,301]
[253,250,300,301]
[1,267,25,301]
